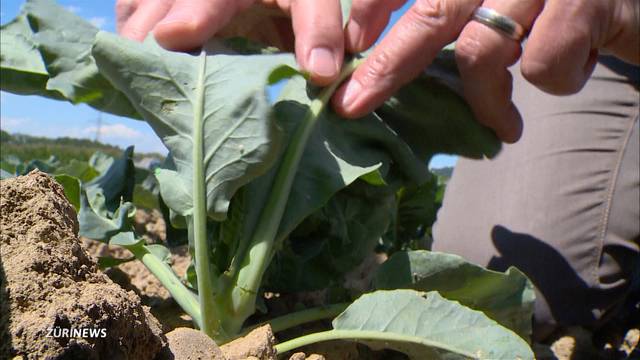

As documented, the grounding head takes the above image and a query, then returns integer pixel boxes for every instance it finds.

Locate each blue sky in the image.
[0,0,456,167]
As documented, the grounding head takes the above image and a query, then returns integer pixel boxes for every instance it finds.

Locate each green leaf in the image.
[0,14,61,99]
[109,229,143,247]
[382,175,440,252]
[226,70,430,298]
[265,180,395,291]
[227,66,432,309]
[133,184,159,210]
[14,156,59,175]
[158,194,190,247]
[97,255,135,269]
[147,244,172,265]
[267,64,304,85]
[329,290,534,359]
[78,200,137,243]
[88,151,115,174]
[53,174,81,212]
[23,0,140,118]
[131,166,160,209]
[78,147,138,243]
[373,250,535,340]
[0,169,15,179]
[93,33,289,221]
[272,75,431,239]
[56,159,100,183]
[84,146,135,216]
[154,168,193,216]
[359,169,387,186]
[378,54,501,161]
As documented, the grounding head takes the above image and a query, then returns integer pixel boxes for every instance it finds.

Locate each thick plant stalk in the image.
[192,51,224,339]
[226,58,364,334]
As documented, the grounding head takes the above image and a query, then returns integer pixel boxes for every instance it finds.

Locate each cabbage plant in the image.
[1,1,537,358]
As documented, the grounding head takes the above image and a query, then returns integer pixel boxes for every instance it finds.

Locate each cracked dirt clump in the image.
[0,171,165,359]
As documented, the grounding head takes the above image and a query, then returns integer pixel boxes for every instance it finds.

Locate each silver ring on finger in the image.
[471,7,526,42]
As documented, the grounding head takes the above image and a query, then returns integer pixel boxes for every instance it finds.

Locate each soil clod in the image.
[0,171,165,359]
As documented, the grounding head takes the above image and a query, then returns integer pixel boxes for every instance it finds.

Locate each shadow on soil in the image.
[488,225,640,345]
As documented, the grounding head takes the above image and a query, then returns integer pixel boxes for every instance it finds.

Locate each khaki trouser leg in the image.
[432,58,640,340]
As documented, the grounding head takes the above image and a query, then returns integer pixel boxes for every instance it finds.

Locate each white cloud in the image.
[88,16,108,29]
[65,5,81,13]
[0,116,31,132]
[83,123,142,139]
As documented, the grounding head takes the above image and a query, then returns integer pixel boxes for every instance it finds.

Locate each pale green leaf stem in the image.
[238,303,349,338]
[127,244,202,327]
[191,50,223,338]
[274,330,474,357]
[275,290,534,359]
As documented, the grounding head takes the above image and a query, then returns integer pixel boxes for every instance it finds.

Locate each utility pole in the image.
[94,112,102,143]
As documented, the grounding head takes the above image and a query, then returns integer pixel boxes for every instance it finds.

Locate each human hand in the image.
[333,0,639,143]
[116,0,350,86]
[117,0,639,143]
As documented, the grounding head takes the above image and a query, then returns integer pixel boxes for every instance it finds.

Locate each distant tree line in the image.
[0,130,163,164]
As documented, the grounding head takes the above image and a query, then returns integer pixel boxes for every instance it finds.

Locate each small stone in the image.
[307,355,326,360]
[163,327,226,360]
[221,325,276,360]
[288,352,306,360]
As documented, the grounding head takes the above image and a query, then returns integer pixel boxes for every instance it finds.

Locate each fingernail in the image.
[346,20,363,50]
[308,47,338,78]
[341,80,362,109]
